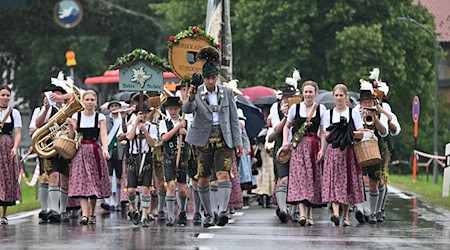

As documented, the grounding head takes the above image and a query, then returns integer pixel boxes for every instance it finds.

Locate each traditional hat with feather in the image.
[223,79,242,95]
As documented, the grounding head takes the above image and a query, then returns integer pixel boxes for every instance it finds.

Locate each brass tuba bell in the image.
[32,84,84,158]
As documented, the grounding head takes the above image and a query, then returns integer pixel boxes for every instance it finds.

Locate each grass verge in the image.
[389,174,450,210]
[7,180,41,215]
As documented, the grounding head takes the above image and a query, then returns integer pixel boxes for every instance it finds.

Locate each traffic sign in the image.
[412,96,420,123]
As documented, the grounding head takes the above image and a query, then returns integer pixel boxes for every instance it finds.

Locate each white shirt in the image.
[287,102,327,127]
[29,107,41,129]
[202,85,219,125]
[379,103,401,136]
[37,105,61,123]
[268,102,293,142]
[323,107,363,131]
[0,108,22,128]
[71,112,106,128]
[127,121,158,154]
[159,116,191,142]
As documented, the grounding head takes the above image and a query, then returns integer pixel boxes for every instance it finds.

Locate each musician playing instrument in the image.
[125,102,157,227]
[66,90,111,225]
[0,86,22,225]
[159,96,190,226]
[268,70,300,223]
[183,46,242,228]
[374,80,401,222]
[354,79,389,224]
[321,84,365,227]
[35,86,71,223]
[281,80,326,226]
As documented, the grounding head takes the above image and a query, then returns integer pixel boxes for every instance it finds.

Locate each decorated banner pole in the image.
[110,48,167,178]
[167,26,220,168]
[412,96,420,183]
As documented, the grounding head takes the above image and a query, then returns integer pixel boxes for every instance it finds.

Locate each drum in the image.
[276,147,291,164]
[353,139,381,167]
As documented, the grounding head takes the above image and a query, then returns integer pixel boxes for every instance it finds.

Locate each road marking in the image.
[209,225,222,229]
[8,209,40,220]
[232,212,244,216]
[197,233,214,239]
[242,206,249,210]
[389,186,414,200]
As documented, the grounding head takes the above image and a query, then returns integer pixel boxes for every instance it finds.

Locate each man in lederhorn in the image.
[183,46,242,227]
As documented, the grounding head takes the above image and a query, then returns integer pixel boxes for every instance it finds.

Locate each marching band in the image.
[0,49,401,230]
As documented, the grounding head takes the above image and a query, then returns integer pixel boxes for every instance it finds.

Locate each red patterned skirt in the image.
[0,135,20,206]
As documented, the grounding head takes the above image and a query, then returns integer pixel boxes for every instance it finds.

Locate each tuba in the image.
[32,84,84,158]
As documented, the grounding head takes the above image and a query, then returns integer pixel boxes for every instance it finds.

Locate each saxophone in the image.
[32,84,84,158]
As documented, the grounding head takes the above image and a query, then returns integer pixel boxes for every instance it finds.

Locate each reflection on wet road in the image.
[1,187,450,249]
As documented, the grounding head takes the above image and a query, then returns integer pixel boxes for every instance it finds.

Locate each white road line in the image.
[389,186,414,200]
[8,209,40,220]
[197,233,214,239]
[232,212,244,216]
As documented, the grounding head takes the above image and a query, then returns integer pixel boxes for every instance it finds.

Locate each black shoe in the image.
[214,212,219,224]
[279,210,288,223]
[376,212,384,222]
[131,211,140,225]
[157,211,165,221]
[100,203,111,211]
[292,212,300,223]
[229,208,236,215]
[60,212,69,222]
[203,214,215,228]
[39,210,48,223]
[177,212,187,226]
[48,210,61,223]
[331,215,339,226]
[141,218,150,228]
[243,197,250,206]
[368,214,377,224]
[193,212,202,226]
[355,210,365,224]
[276,207,281,219]
[166,217,175,227]
[217,211,229,226]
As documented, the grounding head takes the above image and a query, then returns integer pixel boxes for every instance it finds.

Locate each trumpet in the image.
[360,106,378,126]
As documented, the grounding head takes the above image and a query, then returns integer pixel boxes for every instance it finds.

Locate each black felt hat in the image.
[279,84,297,96]
[107,99,122,109]
[359,90,374,101]
[41,86,67,94]
[164,96,182,107]
[176,82,188,91]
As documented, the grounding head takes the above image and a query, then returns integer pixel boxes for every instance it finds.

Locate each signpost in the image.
[443,144,450,196]
[412,96,420,182]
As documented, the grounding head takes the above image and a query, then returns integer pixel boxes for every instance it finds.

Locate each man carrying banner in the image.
[183,46,242,227]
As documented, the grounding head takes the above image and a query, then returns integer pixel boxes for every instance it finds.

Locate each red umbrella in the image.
[241,86,277,102]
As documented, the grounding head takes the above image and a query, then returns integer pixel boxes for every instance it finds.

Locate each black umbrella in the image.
[253,95,277,106]
[314,91,360,109]
[111,91,136,102]
[236,95,266,139]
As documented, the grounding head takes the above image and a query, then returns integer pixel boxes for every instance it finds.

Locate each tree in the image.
[0,0,163,107]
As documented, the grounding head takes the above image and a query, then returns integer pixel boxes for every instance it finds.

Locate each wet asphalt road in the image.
[1,186,450,250]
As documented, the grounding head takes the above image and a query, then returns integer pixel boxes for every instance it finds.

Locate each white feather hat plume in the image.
[292,68,301,81]
[223,79,242,95]
[284,68,301,92]
[359,79,374,94]
[378,81,389,96]
[51,71,72,93]
[368,68,380,81]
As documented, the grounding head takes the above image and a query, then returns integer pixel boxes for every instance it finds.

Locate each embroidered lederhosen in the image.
[126,123,153,188]
[273,101,289,179]
[163,118,189,183]
[44,107,71,176]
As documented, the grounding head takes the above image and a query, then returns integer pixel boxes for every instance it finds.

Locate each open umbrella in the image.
[253,95,277,106]
[236,95,266,139]
[241,86,276,103]
[111,91,136,102]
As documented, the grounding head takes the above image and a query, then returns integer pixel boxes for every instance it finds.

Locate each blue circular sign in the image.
[53,0,83,29]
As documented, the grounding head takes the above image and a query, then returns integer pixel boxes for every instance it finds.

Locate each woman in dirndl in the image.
[281,81,326,226]
[321,84,365,226]
[67,90,111,225]
[0,86,21,225]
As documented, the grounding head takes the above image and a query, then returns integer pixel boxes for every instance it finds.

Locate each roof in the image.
[415,0,450,42]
